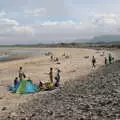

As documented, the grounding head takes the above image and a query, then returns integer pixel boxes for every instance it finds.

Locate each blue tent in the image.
[8,80,38,94]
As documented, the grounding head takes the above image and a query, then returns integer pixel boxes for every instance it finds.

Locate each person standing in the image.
[55,69,61,87]
[92,56,96,68]
[49,68,53,83]
[108,53,112,64]
[18,66,25,81]
[104,56,107,65]
[50,55,53,61]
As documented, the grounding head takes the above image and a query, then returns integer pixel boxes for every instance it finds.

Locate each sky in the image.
[0,0,120,44]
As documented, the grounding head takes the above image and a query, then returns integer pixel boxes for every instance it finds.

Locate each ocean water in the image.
[10,49,48,55]
[0,54,9,58]
[0,48,49,61]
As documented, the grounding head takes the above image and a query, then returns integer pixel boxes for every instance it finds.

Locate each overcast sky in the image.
[0,0,120,44]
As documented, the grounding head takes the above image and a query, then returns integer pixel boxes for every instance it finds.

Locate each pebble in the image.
[3,61,120,120]
[1,106,7,111]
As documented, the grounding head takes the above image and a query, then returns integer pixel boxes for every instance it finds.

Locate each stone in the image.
[48,110,53,115]
[1,107,7,111]
[20,117,26,120]
[31,113,36,117]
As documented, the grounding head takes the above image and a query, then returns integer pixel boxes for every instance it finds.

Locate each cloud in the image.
[0,18,19,25]
[0,18,19,36]
[13,26,34,35]
[30,13,120,42]
[0,15,119,44]
[0,17,34,44]
[24,8,46,17]
[0,0,119,44]
[30,20,96,42]
[93,13,120,25]
[0,11,7,17]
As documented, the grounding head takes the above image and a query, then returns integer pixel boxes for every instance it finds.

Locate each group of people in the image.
[13,66,61,90]
[39,68,61,89]
[104,53,114,65]
[50,53,70,64]
[92,53,114,68]
[50,55,59,62]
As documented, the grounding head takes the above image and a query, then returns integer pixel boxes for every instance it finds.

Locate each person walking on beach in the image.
[108,53,112,64]
[104,56,107,65]
[92,56,96,68]
[55,69,61,87]
[18,67,25,81]
[49,68,53,83]
[55,69,60,87]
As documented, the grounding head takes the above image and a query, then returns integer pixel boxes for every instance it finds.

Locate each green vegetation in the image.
[0,41,120,48]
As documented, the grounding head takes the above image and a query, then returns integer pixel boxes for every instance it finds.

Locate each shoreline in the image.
[0,56,28,63]
[0,47,119,63]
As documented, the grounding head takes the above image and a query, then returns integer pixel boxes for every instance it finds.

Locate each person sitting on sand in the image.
[39,80,43,89]
[14,77,18,87]
[18,67,25,81]
[54,69,61,87]
[92,56,96,68]
[49,68,53,83]
[56,57,59,62]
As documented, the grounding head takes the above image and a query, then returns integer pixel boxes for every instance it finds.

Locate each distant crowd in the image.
[92,53,114,68]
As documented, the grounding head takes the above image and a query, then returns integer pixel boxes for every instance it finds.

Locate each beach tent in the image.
[16,80,38,94]
[8,80,55,94]
[8,80,39,94]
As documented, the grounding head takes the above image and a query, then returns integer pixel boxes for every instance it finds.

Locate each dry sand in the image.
[0,48,119,117]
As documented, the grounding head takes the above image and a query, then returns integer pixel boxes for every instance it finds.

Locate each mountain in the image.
[90,35,120,43]
[73,38,91,43]
[74,35,120,43]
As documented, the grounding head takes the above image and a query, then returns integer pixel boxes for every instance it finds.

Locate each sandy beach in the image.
[0,48,119,118]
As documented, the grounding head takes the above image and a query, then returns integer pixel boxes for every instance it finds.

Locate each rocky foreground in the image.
[4,61,120,120]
